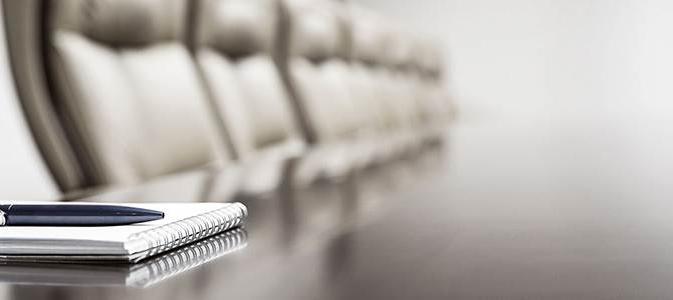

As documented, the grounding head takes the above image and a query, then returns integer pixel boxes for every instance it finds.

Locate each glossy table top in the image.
[3,108,673,299]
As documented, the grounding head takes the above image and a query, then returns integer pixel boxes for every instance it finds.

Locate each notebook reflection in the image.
[0,228,247,288]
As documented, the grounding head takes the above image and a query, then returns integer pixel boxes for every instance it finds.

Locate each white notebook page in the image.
[0,202,244,256]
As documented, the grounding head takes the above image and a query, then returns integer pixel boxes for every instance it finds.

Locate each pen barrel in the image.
[0,204,164,226]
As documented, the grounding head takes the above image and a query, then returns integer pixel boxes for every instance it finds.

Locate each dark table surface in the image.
[3,111,673,299]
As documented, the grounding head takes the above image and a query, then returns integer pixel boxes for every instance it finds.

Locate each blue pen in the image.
[0,204,164,226]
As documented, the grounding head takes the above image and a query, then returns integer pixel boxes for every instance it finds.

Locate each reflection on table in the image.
[0,228,247,288]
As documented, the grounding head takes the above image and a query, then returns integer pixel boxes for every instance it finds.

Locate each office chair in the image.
[45,0,229,188]
[280,0,366,184]
[193,0,305,194]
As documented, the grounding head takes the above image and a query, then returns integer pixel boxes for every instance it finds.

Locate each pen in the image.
[0,204,164,226]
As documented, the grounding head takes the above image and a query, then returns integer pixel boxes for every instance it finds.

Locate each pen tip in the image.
[149,210,164,220]
[132,207,164,221]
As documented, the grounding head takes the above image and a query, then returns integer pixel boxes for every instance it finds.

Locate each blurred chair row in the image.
[4,0,452,197]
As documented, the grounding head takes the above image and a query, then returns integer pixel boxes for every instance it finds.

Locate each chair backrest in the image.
[193,0,304,162]
[347,5,398,133]
[281,0,360,145]
[414,39,453,124]
[382,27,426,131]
[46,0,228,188]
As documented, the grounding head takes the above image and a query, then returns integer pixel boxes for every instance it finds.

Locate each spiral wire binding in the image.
[128,203,248,260]
[131,228,247,288]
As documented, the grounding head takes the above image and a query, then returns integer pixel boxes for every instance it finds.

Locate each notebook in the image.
[0,202,247,263]
[0,228,247,287]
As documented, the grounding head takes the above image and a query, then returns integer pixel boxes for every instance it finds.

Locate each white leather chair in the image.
[193,0,305,194]
[46,0,229,188]
[348,6,414,161]
[281,0,366,184]
[382,27,427,155]
[412,39,453,138]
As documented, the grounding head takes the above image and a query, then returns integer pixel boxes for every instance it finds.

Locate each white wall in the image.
[358,0,673,118]
[0,3,59,200]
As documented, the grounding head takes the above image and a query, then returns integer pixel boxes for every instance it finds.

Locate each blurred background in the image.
[367,1,673,210]
[0,0,452,200]
[3,0,673,200]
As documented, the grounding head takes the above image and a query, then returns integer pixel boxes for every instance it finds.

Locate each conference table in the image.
[3,109,673,299]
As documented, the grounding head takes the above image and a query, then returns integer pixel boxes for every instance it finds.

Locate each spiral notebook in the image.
[0,228,247,287]
[0,202,247,263]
